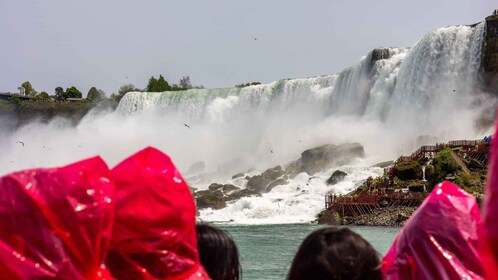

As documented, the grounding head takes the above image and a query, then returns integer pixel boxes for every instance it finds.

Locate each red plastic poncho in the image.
[382,181,483,279]
[106,147,210,280]
[0,156,115,279]
[481,120,498,279]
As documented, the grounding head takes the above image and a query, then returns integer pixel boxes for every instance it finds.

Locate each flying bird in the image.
[16,141,24,147]
[184,123,191,129]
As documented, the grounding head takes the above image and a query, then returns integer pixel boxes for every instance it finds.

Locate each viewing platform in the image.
[324,138,491,218]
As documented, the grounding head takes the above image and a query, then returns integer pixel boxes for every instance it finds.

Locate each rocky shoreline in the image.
[317,206,417,227]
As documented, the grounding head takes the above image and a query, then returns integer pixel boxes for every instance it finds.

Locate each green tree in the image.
[112,84,138,102]
[155,75,171,91]
[55,87,65,101]
[235,82,261,88]
[179,75,192,90]
[87,87,104,102]
[65,86,82,99]
[21,81,37,96]
[9,95,21,105]
[146,75,170,92]
[146,76,158,92]
[37,91,51,100]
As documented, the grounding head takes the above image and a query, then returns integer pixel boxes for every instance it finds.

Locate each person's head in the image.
[196,224,241,280]
[288,227,381,280]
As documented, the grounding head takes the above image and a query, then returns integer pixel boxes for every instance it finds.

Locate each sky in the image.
[0,0,496,96]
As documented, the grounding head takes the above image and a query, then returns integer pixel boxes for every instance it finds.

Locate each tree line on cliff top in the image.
[15,75,206,104]
[15,75,263,104]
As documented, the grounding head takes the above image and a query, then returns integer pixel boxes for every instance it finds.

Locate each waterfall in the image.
[116,23,491,172]
[1,23,494,224]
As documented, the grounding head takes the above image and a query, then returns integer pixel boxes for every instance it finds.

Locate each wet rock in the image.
[266,178,288,192]
[247,165,285,192]
[326,170,348,185]
[221,184,240,194]
[299,143,365,175]
[246,175,267,192]
[371,161,394,168]
[261,165,284,181]
[370,48,395,63]
[316,209,342,225]
[232,172,245,179]
[196,193,226,209]
[194,190,212,197]
[284,161,302,178]
[226,189,261,201]
[208,183,224,191]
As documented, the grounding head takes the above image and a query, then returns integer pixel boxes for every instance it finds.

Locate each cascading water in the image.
[0,23,495,224]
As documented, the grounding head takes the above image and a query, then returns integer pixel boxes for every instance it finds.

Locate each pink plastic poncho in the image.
[0,156,115,279]
[106,147,210,280]
[382,181,483,279]
[481,120,498,279]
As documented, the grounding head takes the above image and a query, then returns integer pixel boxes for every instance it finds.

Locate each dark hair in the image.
[196,224,241,280]
[288,227,381,280]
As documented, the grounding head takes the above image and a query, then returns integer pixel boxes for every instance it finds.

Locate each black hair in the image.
[288,227,381,280]
[196,224,241,280]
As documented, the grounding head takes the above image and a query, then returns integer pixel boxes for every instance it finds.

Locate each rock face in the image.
[370,48,395,63]
[316,209,342,225]
[226,189,261,201]
[371,161,394,168]
[485,14,498,72]
[267,178,288,192]
[196,193,226,210]
[194,183,259,209]
[317,206,417,226]
[485,14,498,90]
[247,165,285,192]
[326,170,348,185]
[299,143,364,175]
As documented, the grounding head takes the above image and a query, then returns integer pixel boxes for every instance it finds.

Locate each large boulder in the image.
[316,209,342,225]
[326,170,348,185]
[266,178,288,192]
[232,172,245,179]
[208,183,224,191]
[221,184,240,194]
[300,143,365,175]
[246,175,267,192]
[261,165,284,181]
[196,193,226,209]
[371,161,394,168]
[247,165,285,192]
[226,189,261,201]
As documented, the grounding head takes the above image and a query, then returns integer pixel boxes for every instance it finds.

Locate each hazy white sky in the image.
[0,1,496,96]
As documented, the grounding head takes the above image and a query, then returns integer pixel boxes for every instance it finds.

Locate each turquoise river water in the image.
[219,224,400,280]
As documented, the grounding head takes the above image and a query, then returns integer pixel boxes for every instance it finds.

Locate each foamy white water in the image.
[0,23,495,224]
